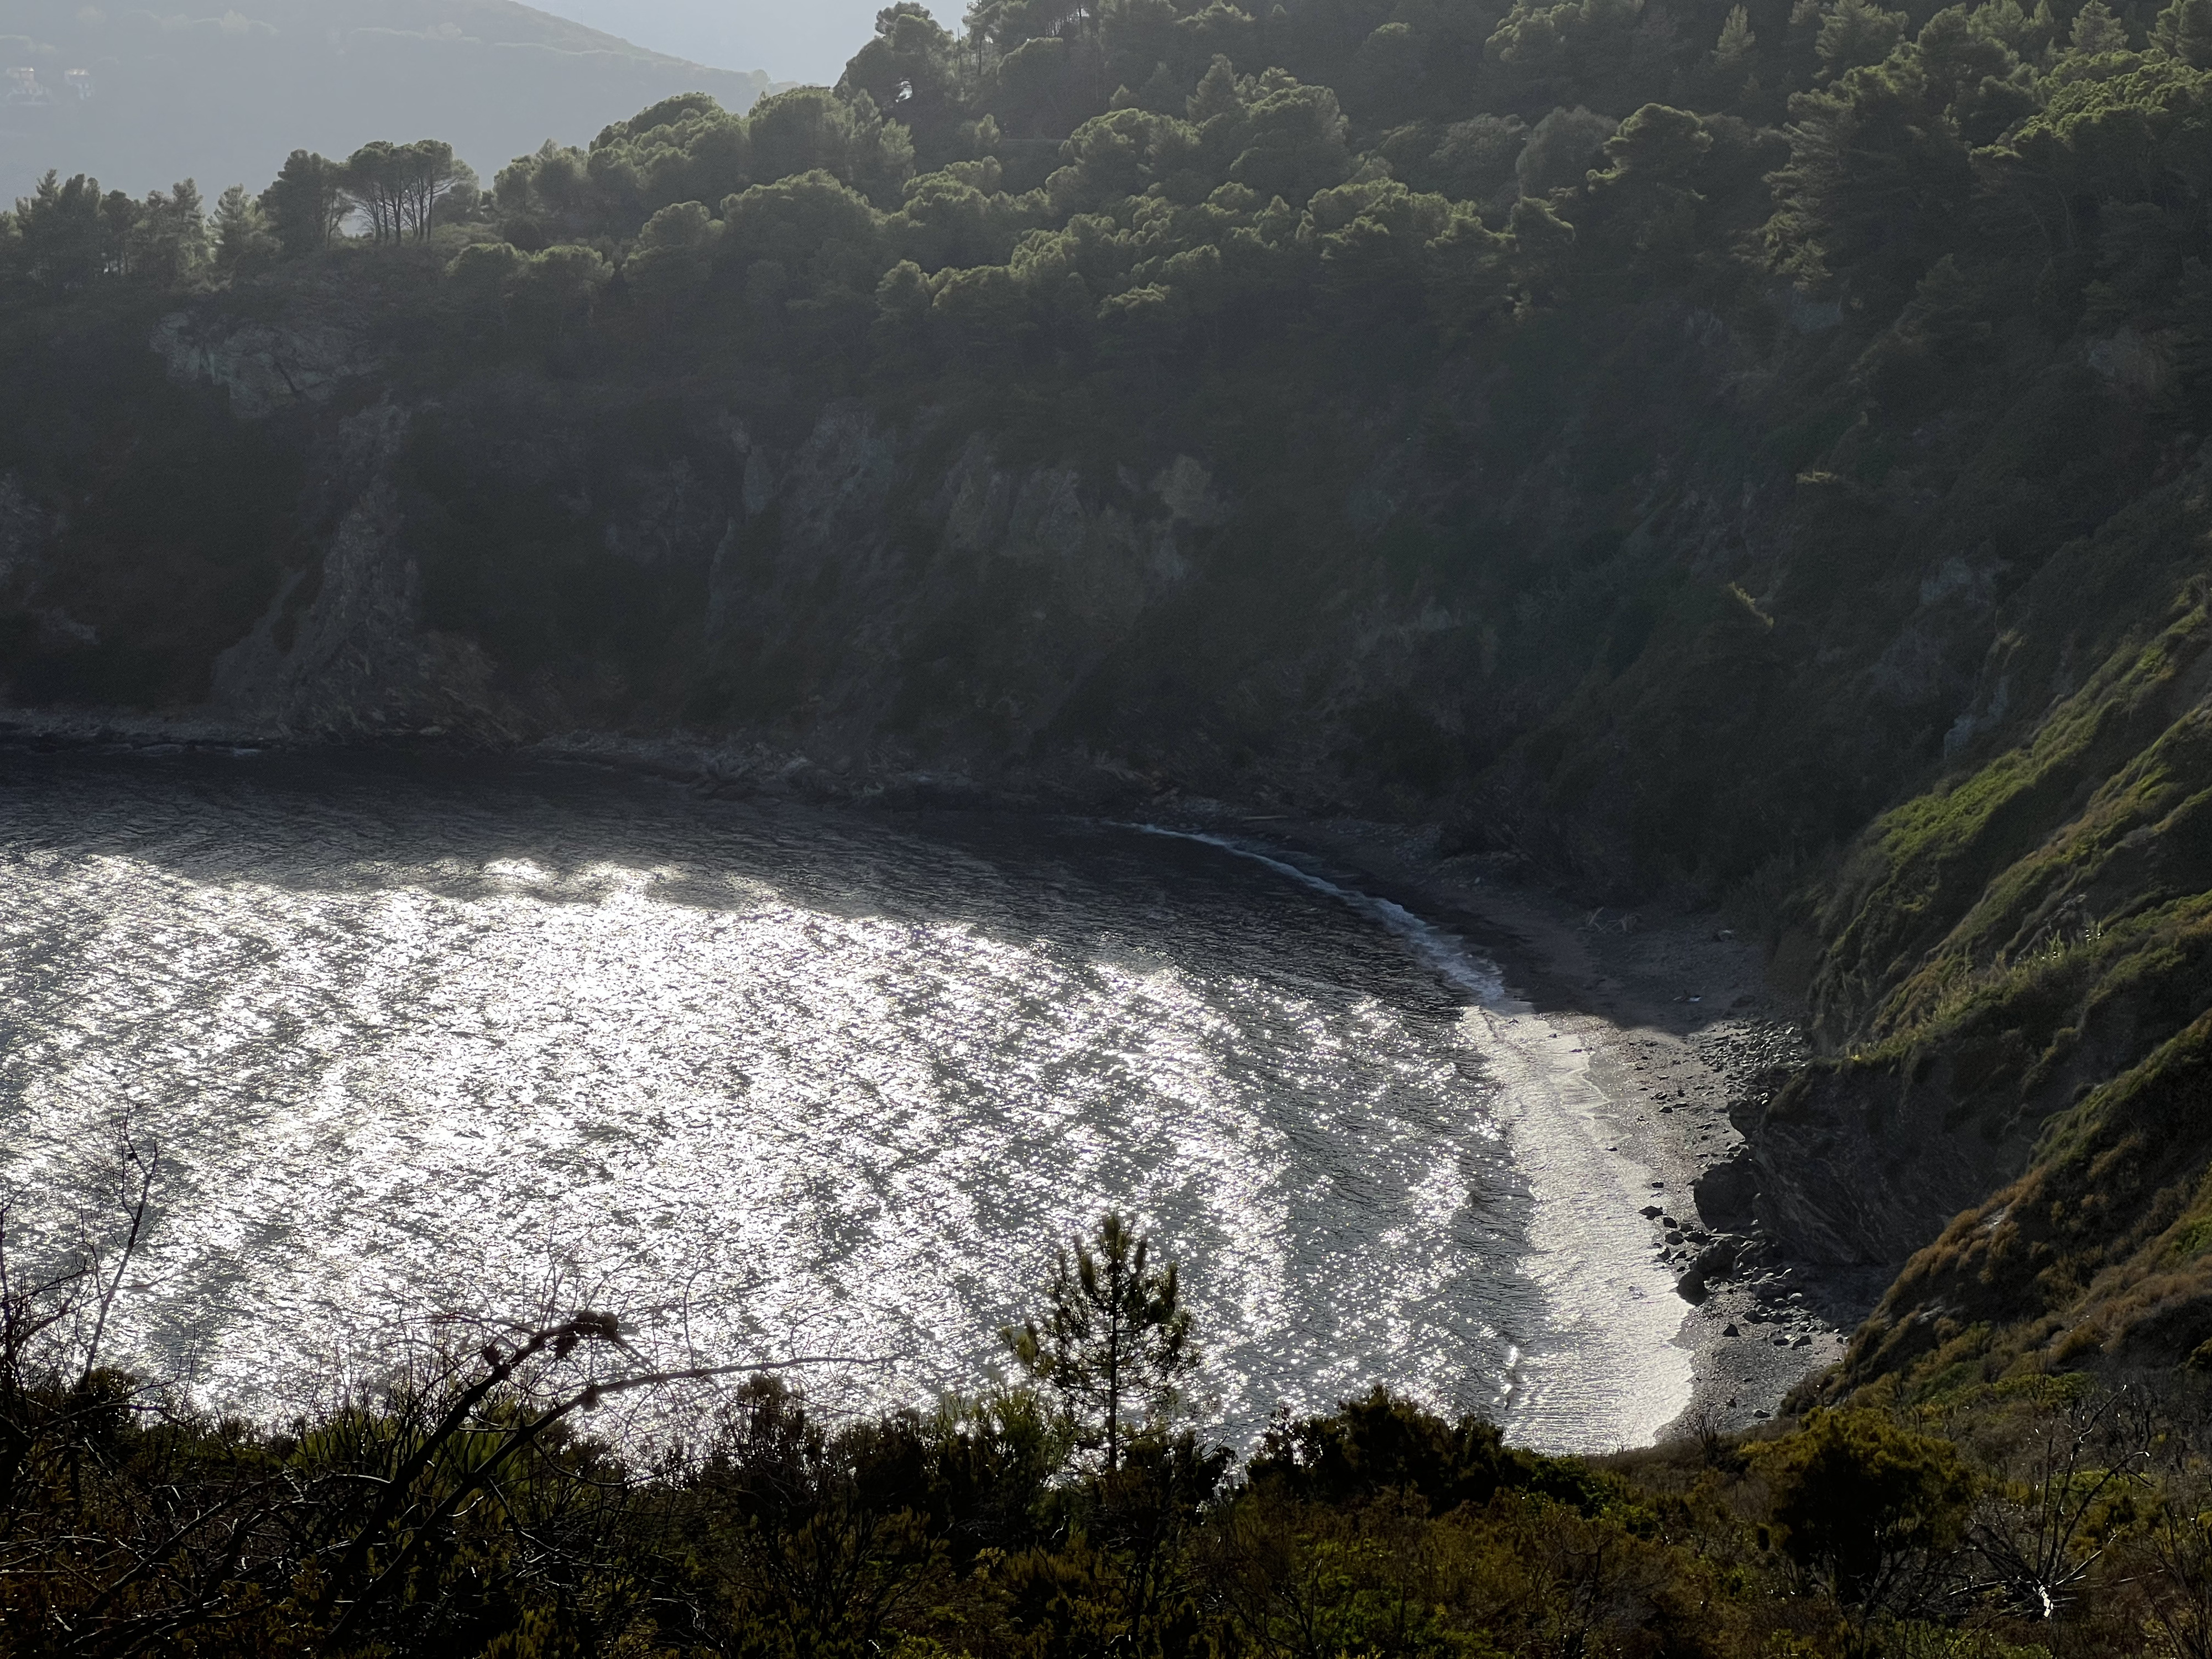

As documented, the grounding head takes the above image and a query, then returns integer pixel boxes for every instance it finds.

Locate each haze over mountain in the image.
[0,0,773,202]
[526,0,954,86]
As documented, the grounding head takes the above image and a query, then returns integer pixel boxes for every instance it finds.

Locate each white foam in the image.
[1127,826,1506,1003]
[1474,1009,1693,1451]
[1128,826,1693,1451]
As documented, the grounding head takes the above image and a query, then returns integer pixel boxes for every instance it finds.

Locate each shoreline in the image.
[1256,817,1889,1441]
[0,711,1879,1441]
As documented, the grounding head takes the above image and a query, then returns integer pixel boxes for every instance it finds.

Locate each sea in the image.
[0,746,1691,1451]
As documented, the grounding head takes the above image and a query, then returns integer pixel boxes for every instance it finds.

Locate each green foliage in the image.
[492,85,919,251]
[21,1151,2212,1659]
[1225,74,1354,201]
[2155,0,2212,66]
[1755,1409,1976,1610]
[1717,4,1761,81]
[1766,58,1976,300]
[210,184,276,278]
[1488,0,1662,112]
[1246,1385,1613,1515]
[0,170,207,290]
[261,149,347,256]
[7,170,107,289]
[25,1318,2198,1659]
[339,139,478,244]
[1003,1213,1197,1473]
[1818,0,1911,79]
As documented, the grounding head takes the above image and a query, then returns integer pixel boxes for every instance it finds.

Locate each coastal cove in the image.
[0,734,1842,1451]
[25,0,2212,1634]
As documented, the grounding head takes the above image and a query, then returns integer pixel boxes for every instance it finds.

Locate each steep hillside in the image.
[9,0,2212,1395]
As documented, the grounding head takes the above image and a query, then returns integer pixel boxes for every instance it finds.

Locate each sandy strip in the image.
[1473,1003,1694,1450]
[1242,816,1887,1442]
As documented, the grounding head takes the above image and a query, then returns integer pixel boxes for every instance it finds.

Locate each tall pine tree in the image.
[1003,1212,1196,1474]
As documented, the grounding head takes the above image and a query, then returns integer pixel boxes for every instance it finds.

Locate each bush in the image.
[1754,1408,1976,1613]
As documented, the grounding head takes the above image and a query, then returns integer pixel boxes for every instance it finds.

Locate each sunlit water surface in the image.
[0,750,1684,1450]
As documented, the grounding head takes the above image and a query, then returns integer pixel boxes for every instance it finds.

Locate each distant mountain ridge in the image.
[0,0,773,202]
[524,1,934,90]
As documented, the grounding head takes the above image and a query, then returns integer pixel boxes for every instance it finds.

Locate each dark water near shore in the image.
[0,748,1685,1449]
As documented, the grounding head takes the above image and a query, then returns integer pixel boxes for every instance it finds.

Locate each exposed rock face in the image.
[1735,1062,2035,1267]
[1691,1155,1759,1232]
[113,289,1818,873]
[151,308,385,421]
[117,285,1805,858]
[703,409,1212,760]
[182,384,1227,757]
[2085,328,2176,400]
[0,472,53,586]
[210,403,502,738]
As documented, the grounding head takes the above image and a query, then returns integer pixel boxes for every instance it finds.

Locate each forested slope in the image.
[9,0,2212,1397]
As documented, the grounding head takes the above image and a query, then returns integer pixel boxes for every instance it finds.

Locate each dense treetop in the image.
[13,0,2212,409]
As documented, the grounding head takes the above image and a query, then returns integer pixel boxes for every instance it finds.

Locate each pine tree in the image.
[14,171,105,288]
[1188,54,1245,123]
[1003,1213,1197,1474]
[963,0,1009,74]
[1816,0,1909,75]
[260,150,345,256]
[2070,0,2130,52]
[1715,4,1759,75]
[1709,4,1760,102]
[131,180,207,286]
[211,185,273,275]
[2154,0,2212,63]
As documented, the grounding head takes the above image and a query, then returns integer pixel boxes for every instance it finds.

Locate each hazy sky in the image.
[528,1,958,84]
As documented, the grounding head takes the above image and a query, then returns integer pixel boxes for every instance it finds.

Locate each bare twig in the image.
[81,1127,158,1384]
